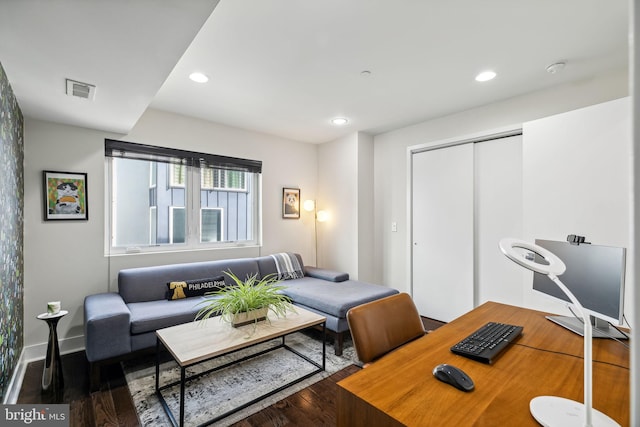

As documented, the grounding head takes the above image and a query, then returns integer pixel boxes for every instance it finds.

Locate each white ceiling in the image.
[0,0,629,143]
[0,0,219,134]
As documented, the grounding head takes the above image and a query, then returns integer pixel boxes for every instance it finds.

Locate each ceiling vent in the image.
[66,79,96,100]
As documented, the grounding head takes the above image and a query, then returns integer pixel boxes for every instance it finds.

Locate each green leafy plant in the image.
[195,270,293,327]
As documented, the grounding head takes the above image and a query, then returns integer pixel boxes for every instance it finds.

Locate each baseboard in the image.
[21,334,85,363]
[3,335,85,404]
[3,349,26,404]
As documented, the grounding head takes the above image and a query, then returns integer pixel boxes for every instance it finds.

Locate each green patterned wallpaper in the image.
[0,61,24,401]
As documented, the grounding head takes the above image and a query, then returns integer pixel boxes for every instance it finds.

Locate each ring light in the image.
[498,238,620,427]
[498,238,566,276]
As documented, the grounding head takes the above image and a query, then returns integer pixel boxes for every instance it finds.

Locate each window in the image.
[150,164,156,188]
[170,164,186,188]
[105,139,262,253]
[149,207,157,244]
[201,168,246,191]
[201,168,214,190]
[201,208,223,242]
[169,207,186,243]
[214,169,246,191]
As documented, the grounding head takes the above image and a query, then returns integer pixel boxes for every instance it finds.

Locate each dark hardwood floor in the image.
[17,317,444,426]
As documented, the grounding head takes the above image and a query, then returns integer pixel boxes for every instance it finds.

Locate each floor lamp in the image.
[304,200,328,267]
[499,238,620,427]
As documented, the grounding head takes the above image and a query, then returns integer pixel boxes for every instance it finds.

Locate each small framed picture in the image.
[282,187,300,219]
[43,170,88,221]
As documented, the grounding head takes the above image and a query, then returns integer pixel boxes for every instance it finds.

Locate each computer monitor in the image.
[532,239,627,339]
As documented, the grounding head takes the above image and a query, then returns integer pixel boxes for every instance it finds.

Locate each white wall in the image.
[631,1,639,422]
[317,131,375,281]
[317,132,358,274]
[373,69,629,294]
[523,97,631,320]
[23,109,318,358]
[24,120,114,357]
[357,133,375,282]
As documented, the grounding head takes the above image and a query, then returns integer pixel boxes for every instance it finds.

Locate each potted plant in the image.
[195,270,293,329]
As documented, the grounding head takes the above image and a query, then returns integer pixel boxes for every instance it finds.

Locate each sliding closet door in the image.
[474,135,524,306]
[412,143,474,322]
[412,134,523,322]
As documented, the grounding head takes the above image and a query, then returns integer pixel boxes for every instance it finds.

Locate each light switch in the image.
[391,222,397,232]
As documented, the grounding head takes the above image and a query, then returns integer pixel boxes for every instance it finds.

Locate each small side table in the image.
[37,310,68,397]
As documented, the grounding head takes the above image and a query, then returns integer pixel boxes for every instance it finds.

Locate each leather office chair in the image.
[347,293,426,365]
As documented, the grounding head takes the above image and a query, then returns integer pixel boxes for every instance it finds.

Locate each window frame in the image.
[105,139,262,255]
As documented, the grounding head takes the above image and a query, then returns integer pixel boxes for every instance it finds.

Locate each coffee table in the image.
[155,306,326,426]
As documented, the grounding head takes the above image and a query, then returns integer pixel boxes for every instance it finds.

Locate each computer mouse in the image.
[432,363,474,392]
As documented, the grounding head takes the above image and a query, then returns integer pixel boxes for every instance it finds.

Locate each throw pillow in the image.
[167,276,226,300]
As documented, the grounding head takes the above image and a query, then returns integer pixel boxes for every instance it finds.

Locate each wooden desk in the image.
[337,301,630,426]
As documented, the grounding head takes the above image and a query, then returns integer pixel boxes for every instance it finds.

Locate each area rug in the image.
[123,331,357,426]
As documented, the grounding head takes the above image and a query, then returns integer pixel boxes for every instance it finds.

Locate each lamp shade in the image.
[316,210,329,222]
[303,200,315,212]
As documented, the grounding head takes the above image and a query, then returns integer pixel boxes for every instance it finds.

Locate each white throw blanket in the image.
[270,252,304,280]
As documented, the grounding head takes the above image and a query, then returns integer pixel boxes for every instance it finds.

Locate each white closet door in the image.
[474,135,524,307]
[412,143,474,322]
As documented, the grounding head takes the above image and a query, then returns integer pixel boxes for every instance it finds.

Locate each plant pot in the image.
[231,307,269,327]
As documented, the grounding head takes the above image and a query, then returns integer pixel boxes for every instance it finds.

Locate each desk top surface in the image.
[338,301,630,426]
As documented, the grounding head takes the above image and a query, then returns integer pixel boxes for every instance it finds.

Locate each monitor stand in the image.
[546,315,628,340]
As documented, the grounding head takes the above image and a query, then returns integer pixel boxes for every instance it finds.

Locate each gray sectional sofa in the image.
[84,253,398,384]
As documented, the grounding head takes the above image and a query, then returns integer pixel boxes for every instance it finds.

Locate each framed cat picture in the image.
[43,170,88,221]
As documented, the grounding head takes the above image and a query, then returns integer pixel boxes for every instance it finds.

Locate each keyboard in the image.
[450,322,523,364]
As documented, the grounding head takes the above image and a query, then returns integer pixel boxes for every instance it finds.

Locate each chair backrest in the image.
[347,293,425,364]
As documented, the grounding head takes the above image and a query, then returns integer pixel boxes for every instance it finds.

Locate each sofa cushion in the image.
[304,266,349,282]
[119,258,260,303]
[281,277,399,318]
[128,297,213,334]
[291,302,348,333]
[167,276,225,300]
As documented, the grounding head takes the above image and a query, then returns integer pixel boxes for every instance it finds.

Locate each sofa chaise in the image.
[84,253,398,385]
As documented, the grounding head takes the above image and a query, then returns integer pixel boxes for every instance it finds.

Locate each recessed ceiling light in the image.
[475,71,496,82]
[331,117,349,126]
[189,72,209,83]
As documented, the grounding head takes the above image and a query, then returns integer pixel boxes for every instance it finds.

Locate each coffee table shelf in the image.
[155,307,326,427]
